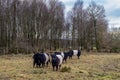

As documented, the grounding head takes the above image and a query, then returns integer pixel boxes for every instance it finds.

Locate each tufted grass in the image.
[0,52,120,80]
[60,66,71,72]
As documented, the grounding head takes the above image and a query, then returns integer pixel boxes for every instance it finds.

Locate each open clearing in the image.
[0,52,120,80]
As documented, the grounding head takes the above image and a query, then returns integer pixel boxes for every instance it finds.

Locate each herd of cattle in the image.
[33,49,81,71]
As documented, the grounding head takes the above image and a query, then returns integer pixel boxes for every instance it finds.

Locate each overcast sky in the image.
[59,0,120,28]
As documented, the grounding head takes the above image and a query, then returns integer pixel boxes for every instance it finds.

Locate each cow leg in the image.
[53,65,55,71]
[69,56,71,59]
[42,63,45,68]
[36,64,38,68]
[39,62,41,68]
[59,65,61,70]
[78,55,80,59]
[38,64,40,68]
[39,63,42,68]
[56,65,58,71]
[69,56,72,59]
[69,56,70,59]
[77,54,80,59]
[65,59,67,63]
[33,60,35,68]
[46,61,48,67]
[62,59,64,63]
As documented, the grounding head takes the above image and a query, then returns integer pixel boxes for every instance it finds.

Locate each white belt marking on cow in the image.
[56,55,63,65]
[44,53,49,63]
[61,52,64,59]
[73,50,78,55]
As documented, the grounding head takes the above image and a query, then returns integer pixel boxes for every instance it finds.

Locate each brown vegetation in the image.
[0,52,120,80]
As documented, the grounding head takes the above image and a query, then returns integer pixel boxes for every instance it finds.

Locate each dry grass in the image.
[0,52,120,80]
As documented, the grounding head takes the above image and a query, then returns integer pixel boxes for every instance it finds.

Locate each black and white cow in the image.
[33,53,50,68]
[68,49,81,59]
[51,52,64,71]
[68,50,73,59]
[54,52,69,63]
[63,52,69,63]
[33,52,40,68]
[39,53,50,67]
[73,50,81,59]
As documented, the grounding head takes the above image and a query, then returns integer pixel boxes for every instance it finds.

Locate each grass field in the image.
[0,52,120,80]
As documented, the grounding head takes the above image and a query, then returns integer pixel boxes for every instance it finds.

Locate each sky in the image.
[59,0,120,28]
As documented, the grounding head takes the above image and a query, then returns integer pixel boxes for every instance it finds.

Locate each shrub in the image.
[110,47,120,53]
[60,66,71,72]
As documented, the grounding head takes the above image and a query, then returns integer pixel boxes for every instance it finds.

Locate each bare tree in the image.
[0,0,112,54]
[48,0,65,50]
[72,0,84,49]
[87,1,106,51]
